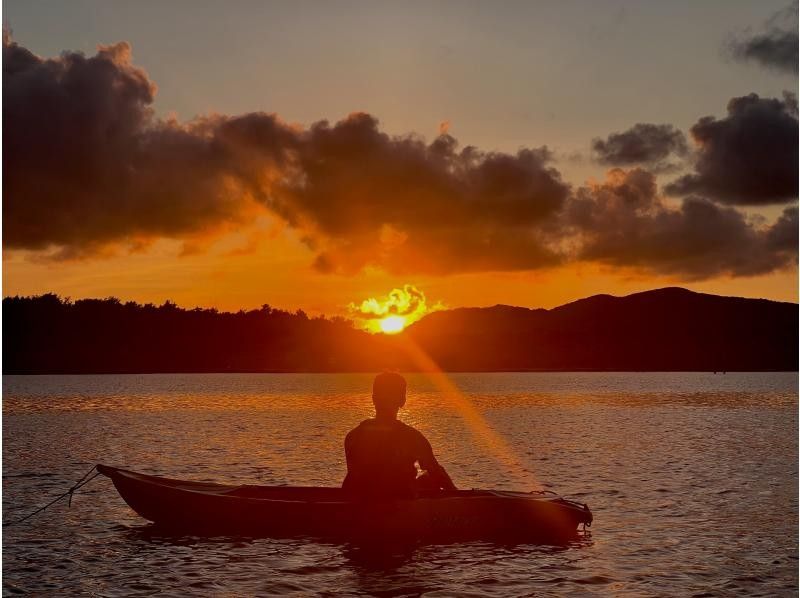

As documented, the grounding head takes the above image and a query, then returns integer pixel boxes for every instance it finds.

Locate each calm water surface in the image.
[3,373,798,596]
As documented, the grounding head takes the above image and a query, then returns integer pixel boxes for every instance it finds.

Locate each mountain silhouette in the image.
[403,287,797,371]
[3,287,796,373]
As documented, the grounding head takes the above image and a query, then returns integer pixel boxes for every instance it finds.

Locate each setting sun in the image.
[350,285,442,333]
[378,315,406,334]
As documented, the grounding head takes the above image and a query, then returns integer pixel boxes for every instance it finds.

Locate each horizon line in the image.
[3,285,797,321]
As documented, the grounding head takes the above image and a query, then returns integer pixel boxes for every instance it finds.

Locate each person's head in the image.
[372,371,407,417]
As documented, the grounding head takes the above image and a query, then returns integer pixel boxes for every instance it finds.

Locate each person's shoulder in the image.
[347,418,375,435]
[345,419,372,439]
[397,420,420,433]
[398,421,430,443]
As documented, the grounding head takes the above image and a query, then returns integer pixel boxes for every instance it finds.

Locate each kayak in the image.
[97,464,592,544]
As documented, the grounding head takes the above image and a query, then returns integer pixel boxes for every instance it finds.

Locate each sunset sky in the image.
[3,0,798,322]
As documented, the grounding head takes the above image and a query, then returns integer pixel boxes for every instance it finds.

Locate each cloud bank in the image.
[274,115,569,275]
[4,36,569,273]
[4,37,797,281]
[569,169,798,279]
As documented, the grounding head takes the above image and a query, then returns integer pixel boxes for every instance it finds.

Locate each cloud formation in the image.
[591,123,688,171]
[4,35,299,255]
[272,114,570,275]
[665,93,799,205]
[727,4,798,74]
[3,38,797,282]
[568,169,798,278]
[4,37,569,273]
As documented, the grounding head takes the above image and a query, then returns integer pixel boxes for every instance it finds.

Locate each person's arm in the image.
[344,429,355,465]
[417,433,457,490]
[342,429,357,490]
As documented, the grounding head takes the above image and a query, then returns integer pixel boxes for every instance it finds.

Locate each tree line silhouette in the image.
[3,288,797,373]
[3,294,398,373]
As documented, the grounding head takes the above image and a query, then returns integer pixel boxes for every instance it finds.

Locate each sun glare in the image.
[350,285,444,334]
[378,315,406,334]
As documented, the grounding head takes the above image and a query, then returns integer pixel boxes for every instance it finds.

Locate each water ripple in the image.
[3,372,797,596]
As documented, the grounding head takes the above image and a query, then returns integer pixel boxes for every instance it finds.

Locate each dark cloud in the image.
[591,123,688,171]
[727,5,798,74]
[271,114,570,275]
[3,36,298,253]
[568,169,798,278]
[665,93,799,205]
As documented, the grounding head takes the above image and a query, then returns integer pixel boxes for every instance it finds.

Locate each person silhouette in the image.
[342,372,456,499]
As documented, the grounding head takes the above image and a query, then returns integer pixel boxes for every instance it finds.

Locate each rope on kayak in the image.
[3,465,101,528]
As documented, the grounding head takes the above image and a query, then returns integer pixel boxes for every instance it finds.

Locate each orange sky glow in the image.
[4,216,796,322]
[2,7,797,318]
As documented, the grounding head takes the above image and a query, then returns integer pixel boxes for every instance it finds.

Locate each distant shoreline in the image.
[5,287,797,373]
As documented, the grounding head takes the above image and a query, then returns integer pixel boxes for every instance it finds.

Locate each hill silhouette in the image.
[3,288,797,373]
[403,287,797,371]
